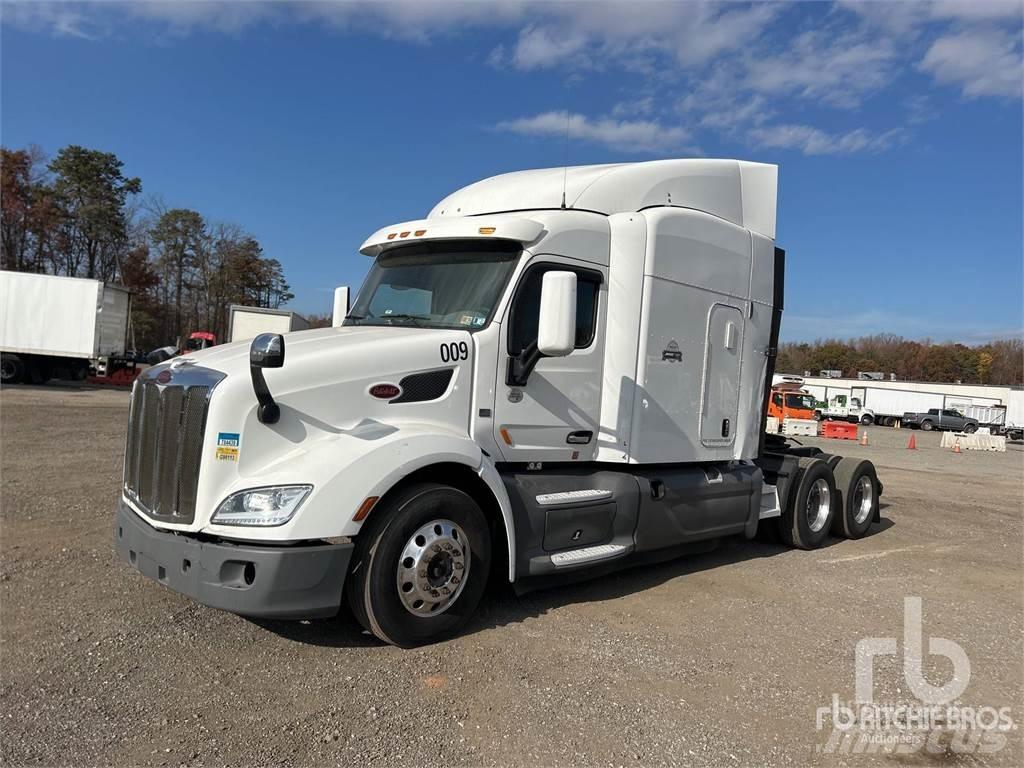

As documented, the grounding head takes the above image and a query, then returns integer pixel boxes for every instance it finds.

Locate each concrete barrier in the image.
[782,418,819,437]
[940,432,1006,452]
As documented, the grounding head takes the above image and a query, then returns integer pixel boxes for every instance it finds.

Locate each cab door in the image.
[491,258,605,462]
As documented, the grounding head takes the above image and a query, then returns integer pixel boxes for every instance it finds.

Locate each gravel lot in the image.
[2,384,1022,767]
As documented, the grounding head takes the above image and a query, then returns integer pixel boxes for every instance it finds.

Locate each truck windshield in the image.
[786,393,816,410]
[347,241,520,330]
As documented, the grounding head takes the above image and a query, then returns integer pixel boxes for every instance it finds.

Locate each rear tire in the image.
[0,354,24,385]
[25,359,52,385]
[830,458,879,539]
[963,423,977,434]
[346,482,491,647]
[779,458,836,550]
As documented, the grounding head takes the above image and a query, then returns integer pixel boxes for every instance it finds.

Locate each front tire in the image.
[830,458,879,539]
[920,420,934,431]
[860,414,874,425]
[346,482,491,647]
[779,458,836,550]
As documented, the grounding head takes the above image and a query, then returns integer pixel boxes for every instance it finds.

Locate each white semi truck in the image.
[114,160,883,646]
[0,271,131,384]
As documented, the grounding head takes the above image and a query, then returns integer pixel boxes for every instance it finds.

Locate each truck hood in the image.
[181,324,446,376]
[132,323,479,535]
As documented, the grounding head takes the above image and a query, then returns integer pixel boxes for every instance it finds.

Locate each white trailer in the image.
[113,159,883,647]
[227,305,310,343]
[999,389,1024,440]
[798,376,1009,427]
[0,272,131,384]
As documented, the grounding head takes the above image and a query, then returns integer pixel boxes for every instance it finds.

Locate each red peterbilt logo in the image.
[155,370,172,384]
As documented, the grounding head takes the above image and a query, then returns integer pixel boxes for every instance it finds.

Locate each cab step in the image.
[550,543,627,567]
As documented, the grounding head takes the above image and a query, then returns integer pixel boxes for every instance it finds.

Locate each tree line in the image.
[777,335,1023,386]
[1,144,293,351]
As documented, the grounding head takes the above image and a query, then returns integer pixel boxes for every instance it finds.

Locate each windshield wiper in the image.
[380,313,430,327]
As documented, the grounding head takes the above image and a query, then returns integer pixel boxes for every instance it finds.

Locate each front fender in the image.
[202,422,517,580]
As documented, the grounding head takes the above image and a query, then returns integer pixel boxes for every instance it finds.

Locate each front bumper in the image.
[114,500,353,619]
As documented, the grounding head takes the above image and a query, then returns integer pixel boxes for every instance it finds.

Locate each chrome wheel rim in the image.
[806,478,831,532]
[852,475,873,525]
[396,519,470,617]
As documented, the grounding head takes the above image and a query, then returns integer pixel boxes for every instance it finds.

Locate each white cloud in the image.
[496,110,692,153]
[511,24,588,70]
[611,96,655,118]
[748,124,903,155]
[698,94,772,130]
[920,28,1024,99]
[742,29,898,108]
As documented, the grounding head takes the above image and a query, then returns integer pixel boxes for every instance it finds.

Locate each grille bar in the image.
[123,366,223,525]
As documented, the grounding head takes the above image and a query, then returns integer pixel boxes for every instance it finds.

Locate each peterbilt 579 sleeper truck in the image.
[114,160,883,646]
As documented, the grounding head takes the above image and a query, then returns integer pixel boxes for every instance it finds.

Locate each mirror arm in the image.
[250,367,281,424]
[506,341,544,387]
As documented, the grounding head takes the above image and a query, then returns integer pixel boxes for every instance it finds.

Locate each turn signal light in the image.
[500,427,514,446]
[353,496,379,522]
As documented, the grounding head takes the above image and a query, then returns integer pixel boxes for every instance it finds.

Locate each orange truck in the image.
[768,381,817,422]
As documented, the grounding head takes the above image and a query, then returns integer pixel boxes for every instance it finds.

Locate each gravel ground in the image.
[1,384,1022,767]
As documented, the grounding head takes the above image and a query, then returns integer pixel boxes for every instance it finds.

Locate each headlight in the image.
[212,485,312,527]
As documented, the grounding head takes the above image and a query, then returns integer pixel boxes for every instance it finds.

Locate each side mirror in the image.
[250,333,285,368]
[332,286,350,328]
[506,271,577,387]
[537,271,577,357]
[250,333,285,424]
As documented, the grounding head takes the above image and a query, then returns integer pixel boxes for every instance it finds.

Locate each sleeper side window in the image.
[508,264,601,356]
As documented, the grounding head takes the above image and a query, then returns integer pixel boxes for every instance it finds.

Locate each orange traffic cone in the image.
[907,434,917,450]
[860,431,869,446]
[953,440,961,454]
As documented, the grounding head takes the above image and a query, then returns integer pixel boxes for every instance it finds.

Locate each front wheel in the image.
[920,421,934,431]
[860,414,874,426]
[346,482,491,647]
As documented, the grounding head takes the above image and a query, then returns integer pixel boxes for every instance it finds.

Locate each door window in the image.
[508,264,601,355]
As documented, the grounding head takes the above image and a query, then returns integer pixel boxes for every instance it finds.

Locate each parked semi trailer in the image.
[228,305,310,343]
[113,159,883,646]
[798,376,1009,428]
[0,271,131,384]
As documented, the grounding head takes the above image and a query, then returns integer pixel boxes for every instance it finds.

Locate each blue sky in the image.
[2,0,1022,342]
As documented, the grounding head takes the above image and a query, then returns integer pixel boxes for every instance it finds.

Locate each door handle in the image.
[566,430,593,444]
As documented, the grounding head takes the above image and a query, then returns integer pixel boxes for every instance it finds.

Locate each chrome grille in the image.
[123,365,223,523]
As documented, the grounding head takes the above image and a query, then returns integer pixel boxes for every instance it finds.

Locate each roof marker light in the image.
[414,229,426,236]
[400,231,411,238]
[478,227,496,235]
[386,233,397,240]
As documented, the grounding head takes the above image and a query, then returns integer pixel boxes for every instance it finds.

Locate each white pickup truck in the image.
[114,160,883,646]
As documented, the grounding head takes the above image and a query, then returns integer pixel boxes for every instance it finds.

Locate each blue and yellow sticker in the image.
[216,431,240,462]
